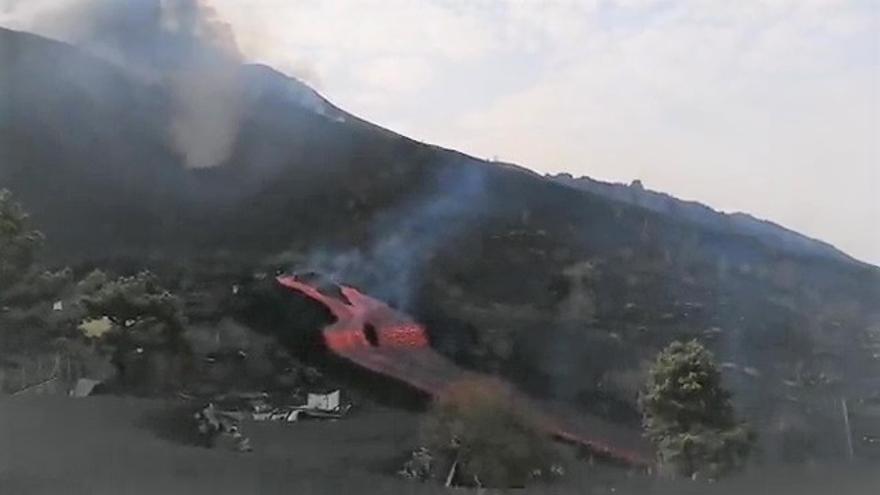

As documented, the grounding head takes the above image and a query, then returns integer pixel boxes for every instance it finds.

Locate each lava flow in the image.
[277,274,652,467]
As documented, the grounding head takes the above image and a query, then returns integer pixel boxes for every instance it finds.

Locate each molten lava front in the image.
[277,274,652,467]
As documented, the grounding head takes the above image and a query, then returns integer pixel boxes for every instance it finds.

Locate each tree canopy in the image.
[0,189,44,290]
[79,270,189,393]
[0,190,77,352]
[81,270,186,349]
[640,340,754,479]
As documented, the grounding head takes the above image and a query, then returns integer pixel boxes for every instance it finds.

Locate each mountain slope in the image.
[551,174,861,266]
[2,27,879,460]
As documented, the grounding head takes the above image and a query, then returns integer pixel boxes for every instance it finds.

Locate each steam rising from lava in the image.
[306,164,489,312]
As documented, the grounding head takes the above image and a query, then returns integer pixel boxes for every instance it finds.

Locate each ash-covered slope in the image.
[551,174,861,266]
[0,26,374,257]
[2,27,879,459]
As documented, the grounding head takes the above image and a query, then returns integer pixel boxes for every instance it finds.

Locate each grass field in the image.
[1,395,878,494]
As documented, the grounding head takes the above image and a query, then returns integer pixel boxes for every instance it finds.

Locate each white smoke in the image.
[167,46,243,169]
[304,164,490,311]
[158,0,244,169]
[1,0,245,169]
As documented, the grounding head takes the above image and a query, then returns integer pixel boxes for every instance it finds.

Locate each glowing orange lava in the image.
[278,274,651,467]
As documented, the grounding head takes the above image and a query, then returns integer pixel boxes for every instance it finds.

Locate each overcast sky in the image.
[3,1,879,265]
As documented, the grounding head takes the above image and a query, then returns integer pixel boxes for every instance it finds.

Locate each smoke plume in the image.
[306,164,489,312]
[1,0,245,169]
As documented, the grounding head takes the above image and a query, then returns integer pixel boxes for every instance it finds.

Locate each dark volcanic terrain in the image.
[2,25,880,465]
[2,396,878,494]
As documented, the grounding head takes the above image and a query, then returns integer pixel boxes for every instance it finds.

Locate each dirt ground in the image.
[1,395,878,494]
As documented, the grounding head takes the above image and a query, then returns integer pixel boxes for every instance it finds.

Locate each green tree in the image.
[0,194,111,398]
[0,189,44,291]
[640,340,754,479]
[421,378,560,488]
[81,271,189,392]
[0,191,78,351]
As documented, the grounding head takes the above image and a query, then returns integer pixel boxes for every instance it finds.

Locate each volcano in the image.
[2,26,879,464]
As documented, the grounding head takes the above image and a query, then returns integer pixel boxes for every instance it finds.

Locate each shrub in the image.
[421,377,559,488]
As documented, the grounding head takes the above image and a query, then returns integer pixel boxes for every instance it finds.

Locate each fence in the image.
[0,353,85,396]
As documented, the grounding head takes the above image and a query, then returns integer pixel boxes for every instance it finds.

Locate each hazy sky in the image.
[3,1,878,265]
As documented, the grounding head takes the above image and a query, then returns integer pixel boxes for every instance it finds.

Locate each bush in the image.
[640,340,754,479]
[420,377,559,488]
